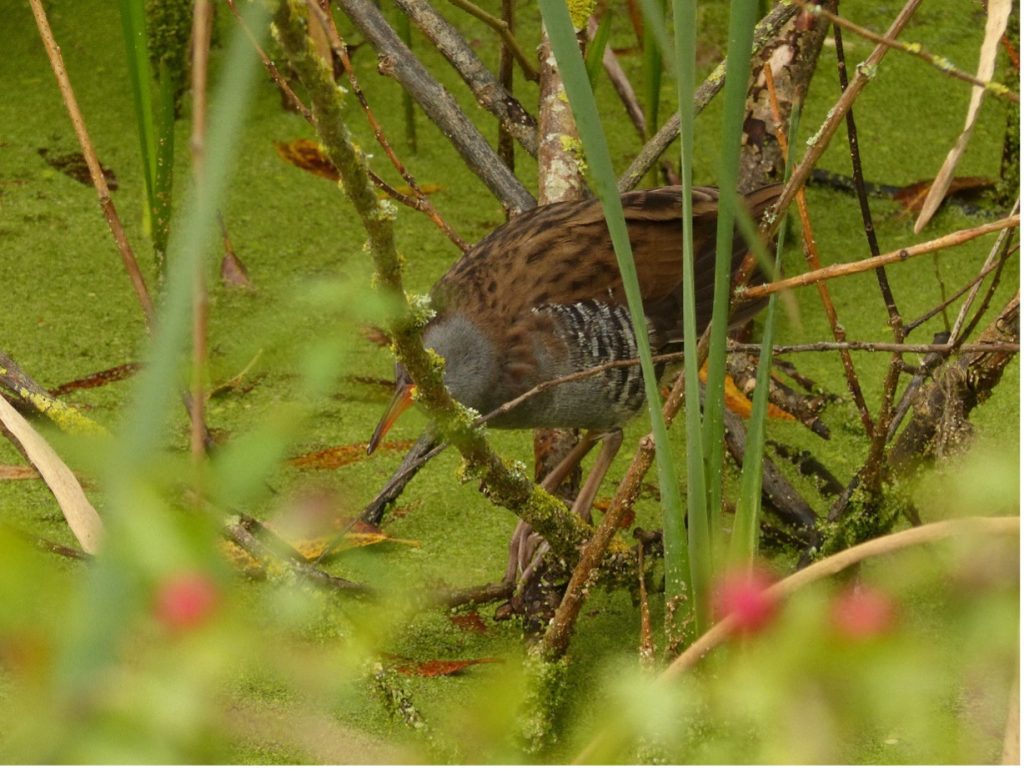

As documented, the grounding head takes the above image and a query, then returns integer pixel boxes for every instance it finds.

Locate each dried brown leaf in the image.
[49,362,141,396]
[0,465,40,480]
[289,440,415,469]
[394,657,503,677]
[449,611,488,634]
[274,139,339,181]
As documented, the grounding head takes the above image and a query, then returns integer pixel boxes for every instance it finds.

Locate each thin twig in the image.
[738,215,1020,301]
[191,0,213,461]
[393,0,539,157]
[473,336,1018,429]
[336,0,536,213]
[796,0,1019,102]
[949,199,1021,342]
[226,0,313,120]
[832,21,903,496]
[304,1,471,251]
[445,0,539,81]
[763,61,874,434]
[956,245,1013,345]
[767,0,926,239]
[904,237,1016,332]
[27,0,156,328]
[588,17,646,138]
[834,23,901,334]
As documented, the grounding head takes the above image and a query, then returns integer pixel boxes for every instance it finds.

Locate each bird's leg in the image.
[538,430,599,493]
[498,430,605,622]
[569,428,624,523]
[503,519,531,585]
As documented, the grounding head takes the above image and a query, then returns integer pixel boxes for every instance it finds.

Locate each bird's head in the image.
[366,315,498,454]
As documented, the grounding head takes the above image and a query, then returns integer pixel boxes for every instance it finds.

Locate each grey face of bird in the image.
[366,315,499,453]
[420,315,499,414]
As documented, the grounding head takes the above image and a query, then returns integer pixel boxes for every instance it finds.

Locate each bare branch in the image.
[796,0,1018,102]
[394,0,539,156]
[27,0,156,328]
[335,0,536,214]
[617,0,800,192]
[445,0,539,81]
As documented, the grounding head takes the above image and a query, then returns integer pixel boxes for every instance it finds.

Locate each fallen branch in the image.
[0,352,107,436]
[887,292,1019,477]
[222,517,371,594]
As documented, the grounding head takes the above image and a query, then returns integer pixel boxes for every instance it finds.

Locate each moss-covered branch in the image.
[0,351,106,437]
[272,0,601,561]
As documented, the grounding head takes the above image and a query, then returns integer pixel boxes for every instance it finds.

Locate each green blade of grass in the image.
[730,107,798,567]
[584,10,613,86]
[118,0,158,230]
[55,4,268,697]
[641,0,667,152]
[701,0,758,555]
[153,61,177,261]
[669,0,712,638]
[537,0,691,629]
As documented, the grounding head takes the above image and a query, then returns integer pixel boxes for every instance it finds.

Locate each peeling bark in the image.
[738,1,837,191]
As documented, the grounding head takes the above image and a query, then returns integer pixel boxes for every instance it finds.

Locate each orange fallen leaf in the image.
[0,465,40,480]
[274,139,339,181]
[289,440,416,469]
[699,364,796,421]
[395,657,503,677]
[449,611,488,634]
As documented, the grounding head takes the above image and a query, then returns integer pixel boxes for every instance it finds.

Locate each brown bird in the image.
[368,184,781,520]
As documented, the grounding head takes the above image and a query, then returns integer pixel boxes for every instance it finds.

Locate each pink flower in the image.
[830,584,897,640]
[712,566,778,634]
[155,572,219,631]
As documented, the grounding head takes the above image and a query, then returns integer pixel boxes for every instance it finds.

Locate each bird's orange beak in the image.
[367,382,416,454]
